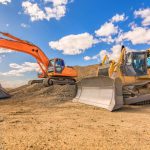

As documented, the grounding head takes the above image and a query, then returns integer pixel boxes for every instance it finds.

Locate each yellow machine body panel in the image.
[74,46,150,111]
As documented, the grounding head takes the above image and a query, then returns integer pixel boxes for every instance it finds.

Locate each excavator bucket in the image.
[74,76,124,111]
[0,84,10,99]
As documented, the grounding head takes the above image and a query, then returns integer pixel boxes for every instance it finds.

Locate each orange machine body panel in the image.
[52,67,77,77]
[0,32,77,79]
[47,58,77,78]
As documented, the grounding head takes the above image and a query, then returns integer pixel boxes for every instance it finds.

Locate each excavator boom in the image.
[0,32,50,77]
[0,32,77,87]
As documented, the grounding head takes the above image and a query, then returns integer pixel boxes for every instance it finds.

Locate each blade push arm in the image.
[0,32,49,77]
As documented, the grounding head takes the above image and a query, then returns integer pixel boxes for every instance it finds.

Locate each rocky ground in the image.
[0,83,149,150]
[0,65,150,150]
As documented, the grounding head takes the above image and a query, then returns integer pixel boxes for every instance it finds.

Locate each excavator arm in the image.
[0,32,50,77]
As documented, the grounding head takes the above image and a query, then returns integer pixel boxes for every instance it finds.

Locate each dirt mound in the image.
[74,64,98,80]
[10,83,77,101]
[1,64,98,102]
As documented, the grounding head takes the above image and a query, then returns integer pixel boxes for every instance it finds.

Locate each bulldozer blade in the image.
[0,84,10,99]
[74,76,124,111]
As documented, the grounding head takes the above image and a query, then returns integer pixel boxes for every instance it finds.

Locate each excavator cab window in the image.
[121,52,147,76]
[50,59,55,66]
[55,59,65,73]
[48,59,55,72]
[48,59,65,73]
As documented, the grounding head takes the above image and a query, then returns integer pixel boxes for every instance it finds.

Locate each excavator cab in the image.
[0,31,77,87]
[48,58,65,74]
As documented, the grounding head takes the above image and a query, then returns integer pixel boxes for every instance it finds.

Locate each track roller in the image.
[43,78,53,87]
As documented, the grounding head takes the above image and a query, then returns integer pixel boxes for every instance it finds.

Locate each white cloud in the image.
[45,5,66,20]
[49,33,95,55]
[109,44,122,60]
[84,45,139,62]
[83,56,91,61]
[44,0,68,6]
[94,14,127,43]
[98,36,115,44]
[0,48,12,63]
[0,62,40,76]
[21,23,30,28]
[0,55,5,63]
[22,1,46,22]
[0,48,12,54]
[128,22,137,29]
[84,50,109,61]
[102,45,136,61]
[134,8,150,26]
[84,46,119,62]
[123,27,150,45]
[111,13,127,23]
[0,0,11,5]
[99,50,109,60]
[95,22,118,37]
[22,0,72,21]
[94,21,119,44]
[83,54,99,61]
[109,45,144,61]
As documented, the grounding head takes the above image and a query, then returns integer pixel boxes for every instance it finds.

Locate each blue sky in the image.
[0,0,150,87]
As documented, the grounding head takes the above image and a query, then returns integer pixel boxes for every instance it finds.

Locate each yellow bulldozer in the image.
[74,46,150,111]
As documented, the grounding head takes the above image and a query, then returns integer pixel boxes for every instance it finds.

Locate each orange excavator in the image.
[0,32,77,86]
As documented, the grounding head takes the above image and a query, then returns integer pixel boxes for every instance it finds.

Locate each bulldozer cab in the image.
[48,58,65,74]
[121,51,148,76]
[147,52,150,68]
[74,47,150,111]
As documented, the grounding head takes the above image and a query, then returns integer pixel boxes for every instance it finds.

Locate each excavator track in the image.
[43,77,76,87]
[28,79,44,85]
[28,77,76,87]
